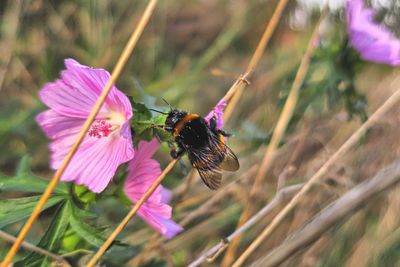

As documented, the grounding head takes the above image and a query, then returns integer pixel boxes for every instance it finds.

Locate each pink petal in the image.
[36,110,84,139]
[62,59,133,118]
[59,135,134,193]
[39,79,104,118]
[138,208,183,239]
[160,188,173,203]
[204,98,227,130]
[346,0,400,66]
[124,139,183,238]
[39,58,132,119]
[125,159,163,203]
[128,138,160,166]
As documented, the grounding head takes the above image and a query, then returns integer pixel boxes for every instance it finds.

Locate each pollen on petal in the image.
[88,120,113,138]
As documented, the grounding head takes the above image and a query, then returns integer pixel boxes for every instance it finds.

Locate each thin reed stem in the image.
[232,80,400,267]
[0,230,70,267]
[175,169,197,203]
[86,159,177,267]
[250,160,400,267]
[223,0,290,123]
[187,183,303,267]
[0,1,158,266]
[222,8,326,267]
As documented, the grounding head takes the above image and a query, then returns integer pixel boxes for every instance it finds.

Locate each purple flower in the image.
[36,58,135,193]
[346,0,400,65]
[204,98,227,130]
[124,139,183,238]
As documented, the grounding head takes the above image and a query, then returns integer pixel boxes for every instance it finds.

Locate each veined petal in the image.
[62,59,133,119]
[124,139,183,238]
[39,79,105,118]
[39,58,132,119]
[59,134,134,193]
[36,110,84,140]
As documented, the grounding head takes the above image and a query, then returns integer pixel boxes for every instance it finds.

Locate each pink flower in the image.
[204,98,227,130]
[124,139,183,238]
[36,58,135,193]
[346,0,400,66]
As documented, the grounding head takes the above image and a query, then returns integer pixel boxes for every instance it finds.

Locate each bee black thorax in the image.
[165,110,210,149]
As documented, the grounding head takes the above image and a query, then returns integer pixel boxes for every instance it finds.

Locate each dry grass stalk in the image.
[0,0,22,92]
[187,183,303,267]
[0,230,70,267]
[220,0,291,262]
[232,83,400,267]
[250,160,400,267]
[223,9,327,266]
[223,0,291,122]
[180,164,259,227]
[1,0,158,266]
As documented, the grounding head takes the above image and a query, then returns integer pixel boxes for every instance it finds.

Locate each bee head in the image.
[165,109,187,132]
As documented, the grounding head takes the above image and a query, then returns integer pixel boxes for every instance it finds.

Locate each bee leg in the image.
[211,116,231,137]
[170,146,185,159]
[210,116,217,131]
[219,129,231,137]
[167,140,176,148]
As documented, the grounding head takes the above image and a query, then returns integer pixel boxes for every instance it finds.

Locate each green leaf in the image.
[73,185,97,205]
[0,195,65,228]
[129,97,152,121]
[69,204,108,247]
[16,155,33,176]
[0,156,68,194]
[14,201,71,267]
[131,114,171,146]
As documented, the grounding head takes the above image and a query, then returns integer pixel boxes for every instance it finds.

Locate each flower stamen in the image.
[89,120,113,138]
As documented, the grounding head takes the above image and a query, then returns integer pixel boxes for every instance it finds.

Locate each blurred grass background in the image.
[1,0,400,266]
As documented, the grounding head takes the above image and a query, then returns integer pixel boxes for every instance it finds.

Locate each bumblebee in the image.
[164,109,240,190]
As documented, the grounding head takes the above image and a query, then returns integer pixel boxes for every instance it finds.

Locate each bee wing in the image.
[219,145,240,172]
[188,142,223,190]
[197,168,222,190]
[188,131,239,190]
[209,132,239,172]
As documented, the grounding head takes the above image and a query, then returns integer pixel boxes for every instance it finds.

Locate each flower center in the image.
[89,120,113,139]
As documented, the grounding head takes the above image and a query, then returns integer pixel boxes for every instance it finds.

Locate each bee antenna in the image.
[149,108,168,115]
[161,97,172,111]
